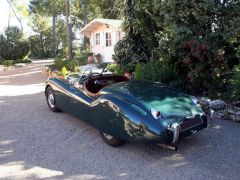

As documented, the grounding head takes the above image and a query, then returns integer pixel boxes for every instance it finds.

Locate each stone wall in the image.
[200,99,240,122]
[0,64,26,72]
[0,65,15,72]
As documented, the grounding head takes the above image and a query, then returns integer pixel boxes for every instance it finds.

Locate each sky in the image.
[0,0,32,34]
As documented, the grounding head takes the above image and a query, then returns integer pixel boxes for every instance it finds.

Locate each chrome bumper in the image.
[169,123,180,144]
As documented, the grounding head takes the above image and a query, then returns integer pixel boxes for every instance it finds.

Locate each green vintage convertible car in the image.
[45,64,208,149]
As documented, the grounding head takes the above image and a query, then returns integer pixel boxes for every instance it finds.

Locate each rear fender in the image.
[91,94,166,143]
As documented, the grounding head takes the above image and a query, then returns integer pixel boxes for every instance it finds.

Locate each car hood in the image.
[101,80,204,119]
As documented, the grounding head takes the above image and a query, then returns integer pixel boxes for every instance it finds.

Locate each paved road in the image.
[0,62,240,180]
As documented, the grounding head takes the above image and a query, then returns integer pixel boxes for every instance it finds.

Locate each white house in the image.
[80,19,124,63]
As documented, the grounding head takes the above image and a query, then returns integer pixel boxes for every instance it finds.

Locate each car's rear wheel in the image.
[100,131,124,147]
[46,86,61,112]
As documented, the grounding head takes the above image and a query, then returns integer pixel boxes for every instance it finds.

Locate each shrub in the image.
[106,64,118,72]
[0,26,30,61]
[115,66,124,75]
[61,66,68,76]
[142,60,177,85]
[54,58,79,72]
[2,60,14,67]
[106,64,124,75]
[14,58,32,64]
[75,49,92,65]
[134,63,143,80]
[230,65,240,101]
[65,60,79,72]
[54,58,67,70]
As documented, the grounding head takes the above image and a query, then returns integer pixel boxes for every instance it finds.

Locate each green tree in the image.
[119,0,240,96]
[65,0,73,59]
[29,0,65,56]
[114,0,150,71]
[29,14,52,59]
[0,26,29,60]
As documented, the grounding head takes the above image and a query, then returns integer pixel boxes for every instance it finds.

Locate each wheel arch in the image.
[45,84,52,95]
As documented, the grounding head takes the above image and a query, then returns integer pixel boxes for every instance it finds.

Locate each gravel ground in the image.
[0,62,240,180]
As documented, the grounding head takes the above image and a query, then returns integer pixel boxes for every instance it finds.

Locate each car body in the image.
[45,65,208,148]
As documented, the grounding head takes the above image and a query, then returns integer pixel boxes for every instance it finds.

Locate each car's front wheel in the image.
[100,131,124,147]
[46,86,61,112]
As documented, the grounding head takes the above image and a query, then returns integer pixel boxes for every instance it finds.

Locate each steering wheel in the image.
[78,72,103,85]
[89,72,103,80]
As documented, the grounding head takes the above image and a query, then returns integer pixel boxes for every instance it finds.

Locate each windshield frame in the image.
[77,63,110,84]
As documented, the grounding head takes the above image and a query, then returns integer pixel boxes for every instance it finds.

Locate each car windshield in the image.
[80,63,112,77]
[66,63,113,85]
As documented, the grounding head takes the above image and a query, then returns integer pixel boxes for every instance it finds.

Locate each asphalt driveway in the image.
[0,62,239,180]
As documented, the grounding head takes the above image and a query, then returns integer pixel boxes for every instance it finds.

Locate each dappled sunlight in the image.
[162,153,185,161]
[0,83,45,97]
[0,140,16,145]
[150,152,188,169]
[0,138,64,179]
[66,174,105,179]
[0,149,14,158]
[118,173,128,177]
[212,125,223,130]
[171,162,188,168]
[0,161,64,179]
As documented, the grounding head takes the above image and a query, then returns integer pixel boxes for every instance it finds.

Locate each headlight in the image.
[151,109,161,119]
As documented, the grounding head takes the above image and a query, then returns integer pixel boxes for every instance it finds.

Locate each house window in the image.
[95,33,100,46]
[105,32,112,47]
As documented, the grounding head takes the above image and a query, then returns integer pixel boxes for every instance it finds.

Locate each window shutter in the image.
[91,33,94,47]
[102,31,105,47]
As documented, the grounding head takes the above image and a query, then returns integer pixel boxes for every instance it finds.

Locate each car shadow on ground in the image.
[0,91,240,179]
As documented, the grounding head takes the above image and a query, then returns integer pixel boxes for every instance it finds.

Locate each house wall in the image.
[90,24,123,63]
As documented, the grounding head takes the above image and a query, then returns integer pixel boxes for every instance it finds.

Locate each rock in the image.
[236,111,240,115]
[15,63,26,68]
[215,111,225,117]
[230,114,240,122]
[209,99,225,110]
[232,101,240,108]
[227,109,235,114]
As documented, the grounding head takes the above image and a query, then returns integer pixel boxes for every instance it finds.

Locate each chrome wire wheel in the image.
[48,92,55,108]
[46,86,60,112]
[102,132,114,140]
[100,131,124,147]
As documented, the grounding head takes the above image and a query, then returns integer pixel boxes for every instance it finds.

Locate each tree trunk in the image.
[66,0,73,59]
[82,0,88,49]
[40,33,45,58]
[52,14,57,57]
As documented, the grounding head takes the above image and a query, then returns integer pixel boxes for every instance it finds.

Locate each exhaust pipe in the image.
[166,145,178,151]
[158,144,178,151]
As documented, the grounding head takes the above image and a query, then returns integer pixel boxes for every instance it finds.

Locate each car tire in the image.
[46,86,61,112]
[100,131,124,147]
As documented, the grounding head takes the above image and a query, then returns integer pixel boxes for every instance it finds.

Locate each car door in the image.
[65,82,94,122]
